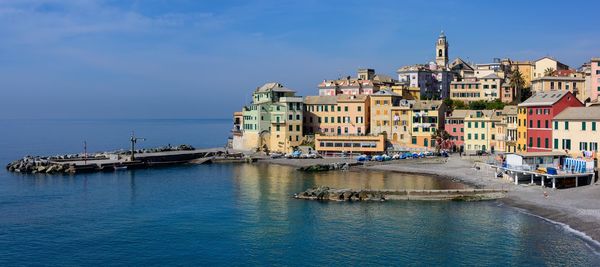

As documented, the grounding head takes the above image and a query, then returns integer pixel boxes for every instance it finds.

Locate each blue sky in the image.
[1,0,599,119]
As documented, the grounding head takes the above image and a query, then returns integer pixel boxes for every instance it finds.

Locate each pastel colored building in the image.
[303,94,370,136]
[517,106,528,152]
[531,75,586,102]
[410,100,447,149]
[591,58,600,102]
[533,56,569,79]
[444,110,468,152]
[235,82,304,153]
[463,110,501,154]
[518,91,583,153]
[552,106,600,169]
[500,106,518,153]
[450,77,483,103]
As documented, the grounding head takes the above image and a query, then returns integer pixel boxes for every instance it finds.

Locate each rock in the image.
[46,165,57,173]
[37,166,47,172]
[342,191,353,200]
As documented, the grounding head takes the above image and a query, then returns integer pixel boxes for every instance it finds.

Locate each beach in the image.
[265,155,600,243]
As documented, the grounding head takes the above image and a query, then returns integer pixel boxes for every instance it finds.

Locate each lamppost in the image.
[130,132,146,161]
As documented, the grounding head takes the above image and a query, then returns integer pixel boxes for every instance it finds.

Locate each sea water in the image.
[1,119,599,266]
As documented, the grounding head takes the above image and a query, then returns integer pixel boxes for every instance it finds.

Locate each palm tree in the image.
[544,67,555,77]
[509,68,525,103]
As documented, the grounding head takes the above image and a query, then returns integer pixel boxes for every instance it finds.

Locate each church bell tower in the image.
[435,31,448,67]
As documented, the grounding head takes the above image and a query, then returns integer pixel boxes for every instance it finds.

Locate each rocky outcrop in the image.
[294,186,386,201]
[294,186,507,202]
[297,162,360,172]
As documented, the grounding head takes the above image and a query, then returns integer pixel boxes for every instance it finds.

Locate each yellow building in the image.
[304,95,370,136]
[370,90,402,138]
[511,61,534,88]
[517,106,528,152]
[463,110,501,154]
[410,100,447,149]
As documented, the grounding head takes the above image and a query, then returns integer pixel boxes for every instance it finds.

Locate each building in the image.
[314,134,385,155]
[518,91,583,153]
[444,110,469,152]
[436,31,449,67]
[480,73,502,101]
[531,75,586,102]
[450,77,483,103]
[517,106,528,152]
[552,106,600,170]
[410,100,447,149]
[591,58,600,102]
[510,60,534,87]
[533,56,569,79]
[501,106,518,153]
[463,110,501,154]
[450,58,474,81]
[370,90,403,137]
[396,32,453,100]
[235,82,304,153]
[303,94,370,136]
[318,69,392,96]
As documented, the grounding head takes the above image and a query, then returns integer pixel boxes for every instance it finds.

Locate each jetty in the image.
[4,145,242,175]
[295,186,507,201]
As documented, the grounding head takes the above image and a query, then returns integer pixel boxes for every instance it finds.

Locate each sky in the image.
[1,0,599,119]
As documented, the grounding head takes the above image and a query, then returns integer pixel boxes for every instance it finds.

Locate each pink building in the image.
[592,58,600,102]
[444,110,468,152]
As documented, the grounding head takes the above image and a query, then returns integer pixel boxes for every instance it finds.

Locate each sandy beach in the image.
[264,155,600,243]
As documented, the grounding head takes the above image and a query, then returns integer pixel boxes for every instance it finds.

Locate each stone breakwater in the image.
[294,186,508,201]
[297,162,362,172]
[5,144,211,175]
[6,158,74,174]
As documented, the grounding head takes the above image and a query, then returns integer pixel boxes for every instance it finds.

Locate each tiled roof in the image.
[446,110,469,118]
[501,105,517,115]
[518,91,569,107]
[255,82,295,93]
[304,96,337,105]
[554,106,600,120]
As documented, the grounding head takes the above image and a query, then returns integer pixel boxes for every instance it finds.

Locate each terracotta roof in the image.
[304,96,337,105]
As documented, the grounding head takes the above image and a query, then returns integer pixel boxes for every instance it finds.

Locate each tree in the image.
[469,100,487,110]
[520,87,532,102]
[544,67,555,77]
[432,129,451,153]
[454,100,468,109]
[510,68,525,103]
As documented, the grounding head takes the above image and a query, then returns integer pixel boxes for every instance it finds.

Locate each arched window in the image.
[438,49,442,57]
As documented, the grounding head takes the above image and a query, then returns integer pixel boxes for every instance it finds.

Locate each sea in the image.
[1,119,599,266]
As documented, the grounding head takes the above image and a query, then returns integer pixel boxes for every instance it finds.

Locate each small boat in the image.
[114,166,128,171]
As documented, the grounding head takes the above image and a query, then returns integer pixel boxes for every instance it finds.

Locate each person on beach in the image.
[544,191,548,199]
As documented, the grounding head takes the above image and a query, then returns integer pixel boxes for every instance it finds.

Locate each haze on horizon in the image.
[1,0,599,119]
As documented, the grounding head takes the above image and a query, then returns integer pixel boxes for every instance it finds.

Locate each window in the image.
[468,122,472,128]
[344,106,348,112]
[582,122,587,131]
[412,137,417,144]
[358,106,362,112]
[545,120,548,128]
[554,138,559,149]
[296,125,300,131]
[289,125,293,131]
[537,120,540,128]
[544,138,549,148]
[554,121,558,130]
[491,134,495,140]
[593,122,597,131]
[529,137,533,147]
[453,128,456,133]
[475,134,478,140]
[529,120,533,128]
[481,134,485,140]
[537,137,541,148]
[468,133,472,140]
[565,121,569,130]
[580,142,588,151]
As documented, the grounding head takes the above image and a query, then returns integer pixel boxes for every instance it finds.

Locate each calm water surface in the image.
[1,119,599,266]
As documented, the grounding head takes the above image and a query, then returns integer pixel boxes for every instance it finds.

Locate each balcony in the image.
[271,117,286,124]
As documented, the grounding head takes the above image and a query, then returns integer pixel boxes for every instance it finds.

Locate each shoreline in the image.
[262,155,600,244]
